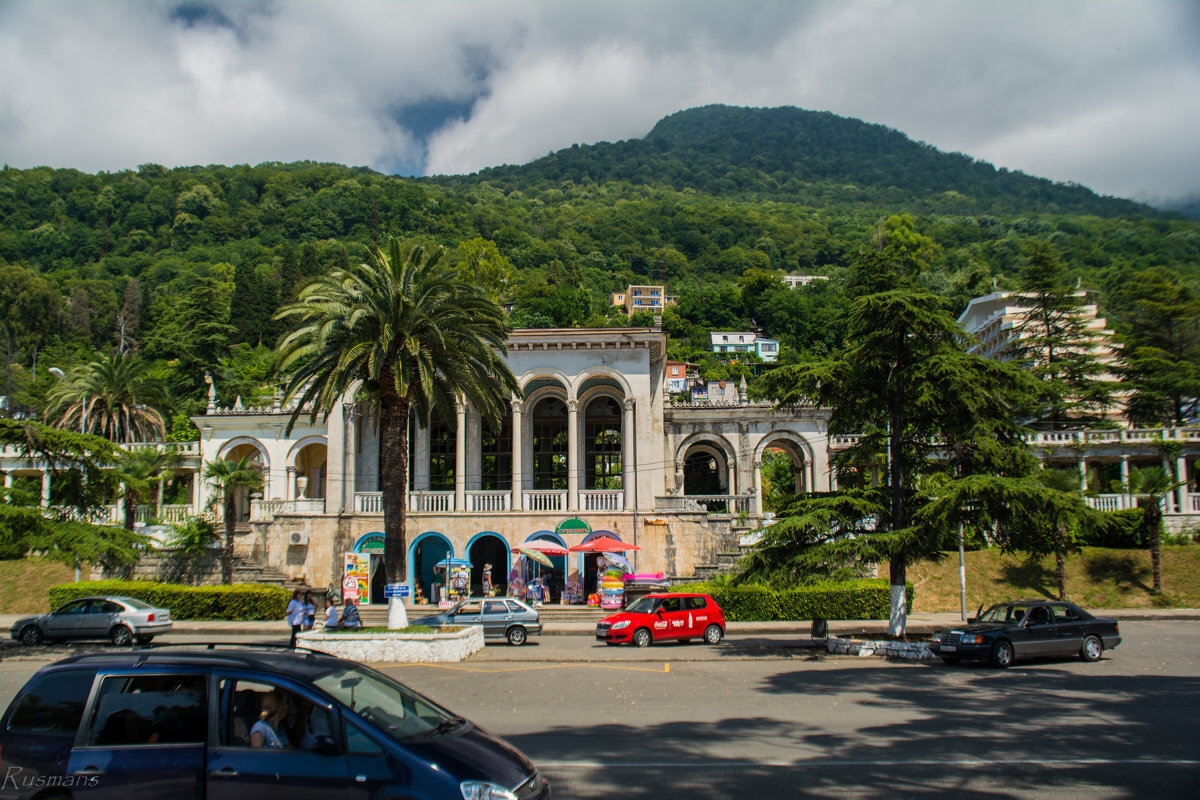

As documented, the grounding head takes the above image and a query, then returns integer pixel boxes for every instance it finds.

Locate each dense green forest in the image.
[1,104,1197,430]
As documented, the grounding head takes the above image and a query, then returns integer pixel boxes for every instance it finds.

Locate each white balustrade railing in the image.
[581,490,623,511]
[250,499,290,521]
[466,491,511,512]
[408,491,453,512]
[1086,494,1133,512]
[356,493,383,514]
[524,490,567,512]
[158,505,192,523]
[684,494,753,516]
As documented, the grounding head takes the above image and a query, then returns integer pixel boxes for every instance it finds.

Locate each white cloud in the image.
[0,0,1195,201]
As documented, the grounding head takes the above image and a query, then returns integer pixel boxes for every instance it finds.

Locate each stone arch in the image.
[287,435,328,499]
[518,367,573,397]
[466,531,511,595]
[754,430,814,495]
[217,436,268,465]
[286,435,329,468]
[573,366,633,399]
[215,437,269,521]
[677,434,737,496]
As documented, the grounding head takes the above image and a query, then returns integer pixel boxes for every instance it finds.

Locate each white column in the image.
[3,472,12,489]
[455,401,467,512]
[1176,453,1190,516]
[1077,456,1087,494]
[117,482,127,526]
[567,398,579,511]
[1162,454,1175,514]
[286,466,296,500]
[41,470,51,507]
[511,400,524,511]
[622,398,635,511]
[727,458,737,496]
[1120,456,1130,509]
[344,403,358,512]
[192,469,202,514]
[753,460,764,516]
[415,415,431,491]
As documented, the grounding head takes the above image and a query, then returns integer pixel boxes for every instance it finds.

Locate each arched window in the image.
[585,397,622,489]
[532,397,567,490]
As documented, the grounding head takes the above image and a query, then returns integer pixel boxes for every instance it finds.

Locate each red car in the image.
[595,592,726,647]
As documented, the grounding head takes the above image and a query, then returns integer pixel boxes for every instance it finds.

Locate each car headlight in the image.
[960,634,983,645]
[611,620,630,630]
[460,780,518,800]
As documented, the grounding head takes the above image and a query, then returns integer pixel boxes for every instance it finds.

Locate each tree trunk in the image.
[1053,523,1067,600]
[888,555,908,636]
[222,495,235,585]
[123,492,136,532]
[1148,507,1162,594]
[379,383,410,629]
[887,381,909,636]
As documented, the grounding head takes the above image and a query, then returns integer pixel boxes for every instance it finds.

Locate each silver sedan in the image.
[412,597,541,645]
[10,595,173,646]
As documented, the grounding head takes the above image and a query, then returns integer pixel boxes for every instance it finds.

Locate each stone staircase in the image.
[690,548,745,581]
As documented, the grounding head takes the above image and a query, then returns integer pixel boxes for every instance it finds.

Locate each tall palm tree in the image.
[46,351,168,443]
[276,237,518,628]
[203,456,265,584]
[1126,466,1184,594]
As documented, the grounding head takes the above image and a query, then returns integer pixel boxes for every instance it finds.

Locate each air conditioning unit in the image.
[289,532,309,546]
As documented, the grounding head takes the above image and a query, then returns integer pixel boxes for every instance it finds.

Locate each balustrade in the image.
[581,490,623,511]
[524,490,567,512]
[466,491,511,512]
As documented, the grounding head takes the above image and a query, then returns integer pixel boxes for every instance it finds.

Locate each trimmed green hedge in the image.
[48,580,291,621]
[670,579,912,621]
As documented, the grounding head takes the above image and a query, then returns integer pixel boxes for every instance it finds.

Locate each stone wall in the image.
[297,626,484,663]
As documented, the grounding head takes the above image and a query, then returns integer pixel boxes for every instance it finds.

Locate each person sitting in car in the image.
[251,690,290,749]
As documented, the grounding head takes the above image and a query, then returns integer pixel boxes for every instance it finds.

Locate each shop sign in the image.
[555,517,592,537]
[342,574,360,601]
[352,532,386,553]
[384,583,409,598]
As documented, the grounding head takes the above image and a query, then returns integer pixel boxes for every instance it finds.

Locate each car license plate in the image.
[942,645,956,652]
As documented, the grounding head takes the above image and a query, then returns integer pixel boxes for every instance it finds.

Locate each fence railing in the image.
[408,491,452,513]
[684,494,753,516]
[581,490,623,511]
[466,491,511,512]
[523,490,567,512]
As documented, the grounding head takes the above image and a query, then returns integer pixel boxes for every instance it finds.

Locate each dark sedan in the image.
[930,600,1121,668]
[413,596,541,645]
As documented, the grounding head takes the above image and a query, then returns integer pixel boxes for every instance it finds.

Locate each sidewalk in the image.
[4,608,1197,639]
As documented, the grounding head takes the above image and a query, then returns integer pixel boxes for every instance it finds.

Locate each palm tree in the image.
[203,456,265,584]
[1126,466,1184,594]
[276,238,518,628]
[113,446,174,532]
[46,351,168,443]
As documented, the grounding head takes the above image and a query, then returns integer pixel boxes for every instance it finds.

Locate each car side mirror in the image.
[312,735,338,756]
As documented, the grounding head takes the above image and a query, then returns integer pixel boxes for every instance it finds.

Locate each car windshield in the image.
[624,597,661,614]
[313,665,461,742]
[978,604,1031,624]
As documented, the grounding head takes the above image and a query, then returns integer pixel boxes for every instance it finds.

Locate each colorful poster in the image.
[344,552,370,603]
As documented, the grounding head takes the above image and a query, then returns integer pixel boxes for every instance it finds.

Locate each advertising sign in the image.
[384,583,409,599]
[341,574,360,601]
[344,552,369,602]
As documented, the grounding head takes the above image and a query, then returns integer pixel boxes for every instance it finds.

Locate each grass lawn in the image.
[0,558,75,614]
[888,546,1200,612]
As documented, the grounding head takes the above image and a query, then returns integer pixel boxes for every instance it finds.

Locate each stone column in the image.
[414,414,431,492]
[567,398,579,511]
[1119,456,1130,510]
[622,397,635,511]
[3,472,12,489]
[510,399,524,511]
[41,470,51,507]
[455,400,467,513]
[286,466,296,501]
[1176,452,1190,516]
[753,460,764,517]
[344,402,358,512]
[192,469,202,514]
[1077,455,1088,494]
[1162,454,1175,514]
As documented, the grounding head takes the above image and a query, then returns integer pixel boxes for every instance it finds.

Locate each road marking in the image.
[386,662,671,674]
[535,758,1200,768]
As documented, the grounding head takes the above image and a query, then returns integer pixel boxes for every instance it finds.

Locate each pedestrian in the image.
[339,597,361,629]
[302,591,316,631]
[286,589,304,647]
[323,596,338,630]
[482,563,493,597]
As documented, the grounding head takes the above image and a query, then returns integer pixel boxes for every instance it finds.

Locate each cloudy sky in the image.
[1,0,1197,205]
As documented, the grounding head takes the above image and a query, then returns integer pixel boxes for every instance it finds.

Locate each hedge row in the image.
[48,581,291,621]
[671,579,912,621]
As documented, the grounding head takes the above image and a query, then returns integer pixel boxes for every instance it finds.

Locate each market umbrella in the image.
[601,553,634,572]
[517,547,554,567]
[568,536,642,553]
[434,557,472,569]
[518,540,569,556]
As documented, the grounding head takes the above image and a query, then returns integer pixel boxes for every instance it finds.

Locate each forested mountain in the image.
[434,105,1156,218]
[1,105,1197,428]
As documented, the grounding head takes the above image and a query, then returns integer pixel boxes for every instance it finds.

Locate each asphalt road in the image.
[2,623,1197,798]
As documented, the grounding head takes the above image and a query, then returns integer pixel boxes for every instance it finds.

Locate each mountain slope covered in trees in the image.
[433,105,1156,218]
[0,105,1197,428]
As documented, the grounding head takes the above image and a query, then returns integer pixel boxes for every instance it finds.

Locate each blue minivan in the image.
[0,646,549,800]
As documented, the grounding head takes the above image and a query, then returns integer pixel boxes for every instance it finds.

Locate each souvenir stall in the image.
[433,557,471,607]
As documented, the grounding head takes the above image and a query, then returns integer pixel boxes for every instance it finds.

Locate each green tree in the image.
[454,237,516,303]
[202,455,265,584]
[112,446,173,532]
[164,516,220,585]
[1012,242,1114,428]
[45,351,168,442]
[754,251,1037,633]
[275,238,518,628]
[1117,267,1200,426]
[0,419,148,570]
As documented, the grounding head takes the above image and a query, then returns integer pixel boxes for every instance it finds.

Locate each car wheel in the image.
[110,625,133,647]
[703,624,723,645]
[136,635,155,645]
[506,627,527,646]
[941,656,961,665]
[988,639,1014,669]
[19,625,43,646]
[633,628,653,648]
[1080,634,1103,662]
